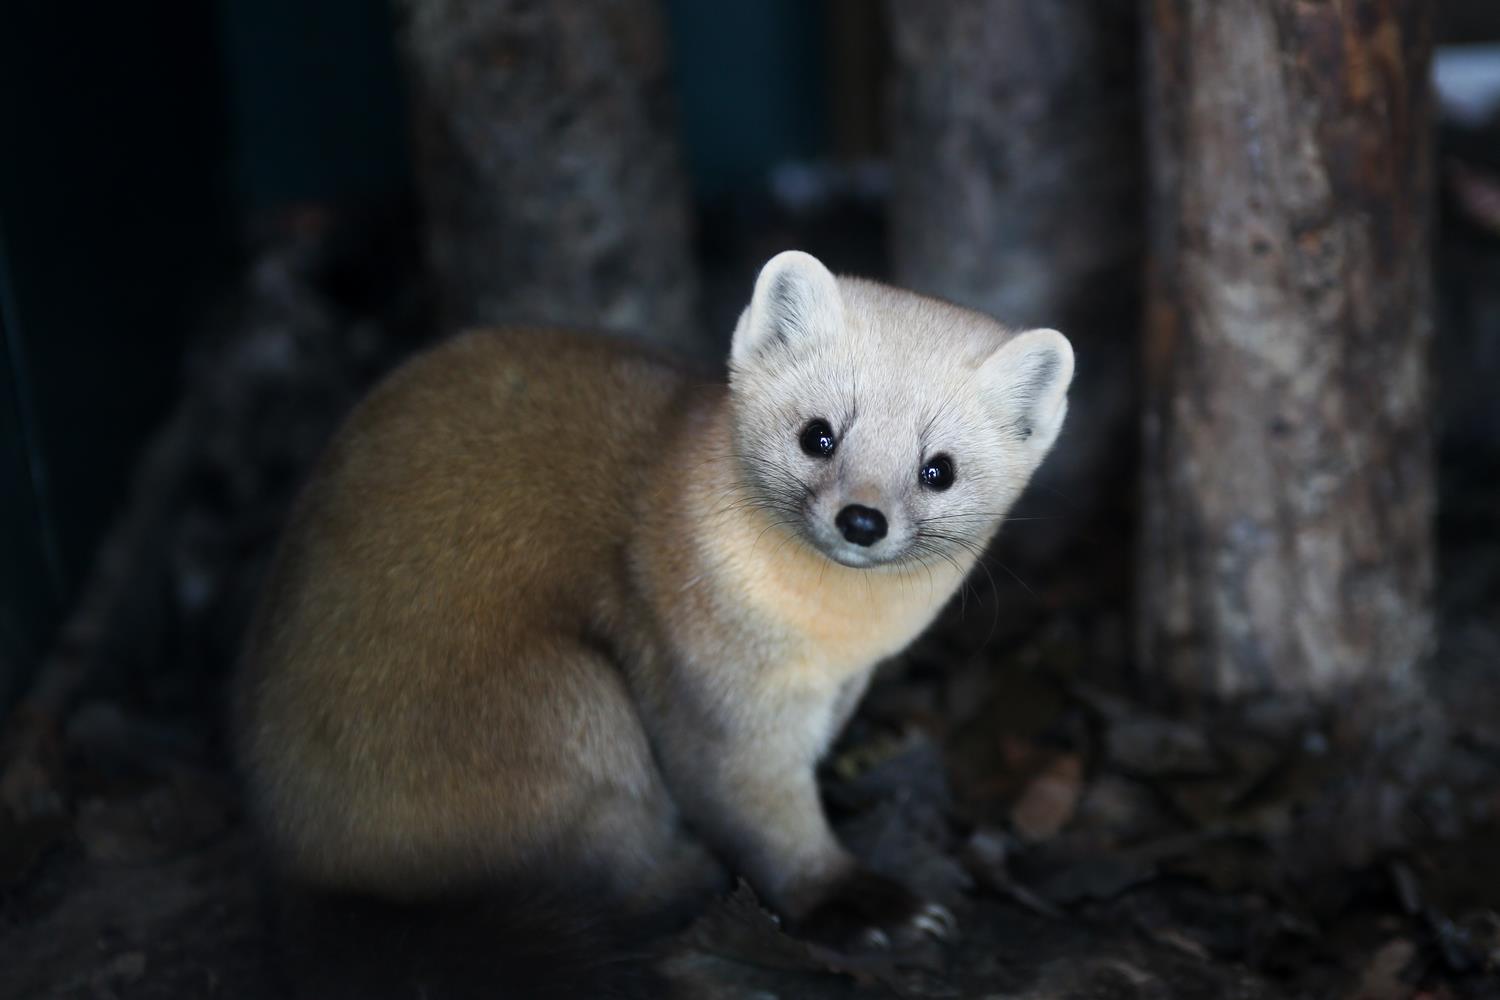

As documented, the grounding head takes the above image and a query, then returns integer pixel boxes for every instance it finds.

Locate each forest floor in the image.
[2,205,1499,999]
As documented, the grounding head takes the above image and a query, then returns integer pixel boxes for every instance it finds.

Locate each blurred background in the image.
[0,0,1122,709]
[3,2,1500,996]
[0,0,877,696]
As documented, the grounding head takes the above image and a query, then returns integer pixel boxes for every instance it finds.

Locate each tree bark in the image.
[398,0,699,351]
[1140,0,1435,700]
[886,1,1140,329]
[885,1,1143,571]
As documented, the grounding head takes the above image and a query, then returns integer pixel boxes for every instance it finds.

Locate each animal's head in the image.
[728,250,1073,570]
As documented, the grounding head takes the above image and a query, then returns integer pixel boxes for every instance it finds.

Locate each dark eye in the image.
[920,455,955,491]
[799,419,836,458]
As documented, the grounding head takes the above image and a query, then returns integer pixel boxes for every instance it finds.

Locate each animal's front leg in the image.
[651,688,954,951]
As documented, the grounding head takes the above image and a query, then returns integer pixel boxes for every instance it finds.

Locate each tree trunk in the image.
[1140,0,1435,701]
[885,1,1143,571]
[886,1,1140,328]
[398,0,699,351]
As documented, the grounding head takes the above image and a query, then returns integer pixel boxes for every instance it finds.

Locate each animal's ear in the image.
[731,250,844,366]
[978,328,1075,457]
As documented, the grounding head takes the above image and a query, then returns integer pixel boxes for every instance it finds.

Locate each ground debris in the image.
[668,881,955,997]
[1349,938,1418,1000]
[1010,752,1084,842]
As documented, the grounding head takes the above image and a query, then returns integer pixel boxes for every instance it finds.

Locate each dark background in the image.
[0,0,854,707]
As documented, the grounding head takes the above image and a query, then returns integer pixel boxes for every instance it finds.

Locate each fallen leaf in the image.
[1011,753,1083,842]
[1347,938,1415,1000]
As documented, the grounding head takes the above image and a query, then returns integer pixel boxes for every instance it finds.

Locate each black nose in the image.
[836,504,888,547]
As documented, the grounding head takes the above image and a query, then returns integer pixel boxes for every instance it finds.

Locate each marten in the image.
[234,250,1074,996]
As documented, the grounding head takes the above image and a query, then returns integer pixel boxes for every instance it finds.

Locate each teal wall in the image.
[666,0,829,198]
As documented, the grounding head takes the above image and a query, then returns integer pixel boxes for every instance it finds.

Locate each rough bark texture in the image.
[1140,0,1435,700]
[886,1,1140,328]
[885,1,1143,568]
[398,0,700,351]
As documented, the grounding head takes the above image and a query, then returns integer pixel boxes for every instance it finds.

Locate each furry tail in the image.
[270,882,676,1000]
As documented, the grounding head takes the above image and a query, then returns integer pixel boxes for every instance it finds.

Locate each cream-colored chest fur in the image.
[721,516,957,676]
[642,455,968,688]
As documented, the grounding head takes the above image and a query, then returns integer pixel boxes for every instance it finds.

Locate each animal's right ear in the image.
[731,251,844,367]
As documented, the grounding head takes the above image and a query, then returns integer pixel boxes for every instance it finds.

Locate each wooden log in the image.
[1140,0,1436,700]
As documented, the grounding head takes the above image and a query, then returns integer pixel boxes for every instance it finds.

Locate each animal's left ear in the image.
[978,328,1075,457]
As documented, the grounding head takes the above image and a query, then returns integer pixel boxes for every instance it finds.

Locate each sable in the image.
[234,251,1074,964]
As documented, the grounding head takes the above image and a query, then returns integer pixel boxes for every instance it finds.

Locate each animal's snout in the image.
[836,505,888,547]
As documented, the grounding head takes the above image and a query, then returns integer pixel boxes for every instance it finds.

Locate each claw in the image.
[912,902,957,940]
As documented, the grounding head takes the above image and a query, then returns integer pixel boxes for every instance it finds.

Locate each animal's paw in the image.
[794,869,956,954]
